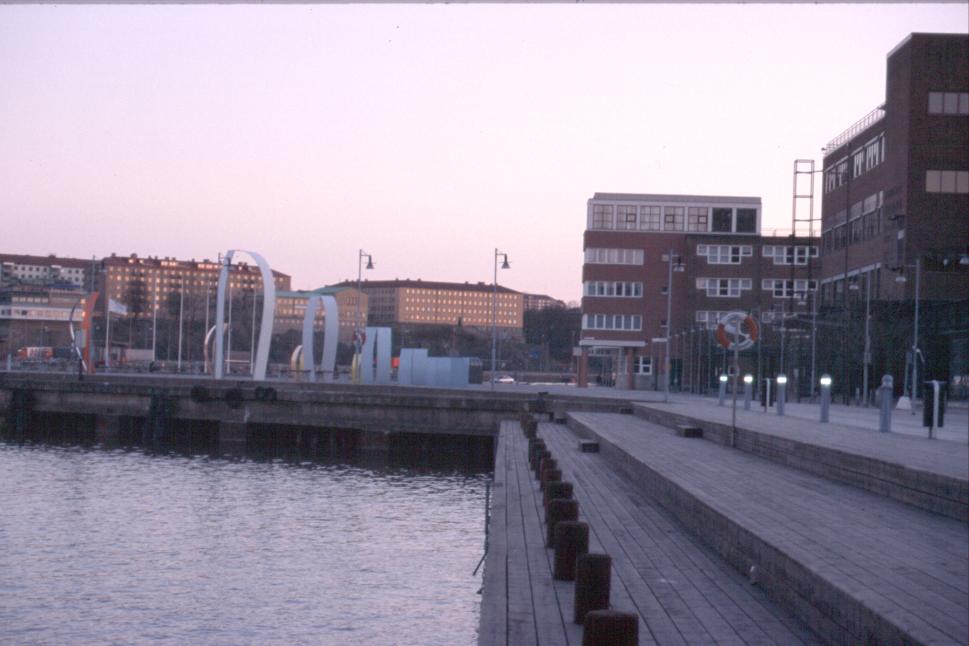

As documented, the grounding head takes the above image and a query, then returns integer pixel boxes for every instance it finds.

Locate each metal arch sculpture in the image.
[301,294,339,382]
[214,250,277,381]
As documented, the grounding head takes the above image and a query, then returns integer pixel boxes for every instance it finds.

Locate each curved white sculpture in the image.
[301,294,339,382]
[214,250,276,381]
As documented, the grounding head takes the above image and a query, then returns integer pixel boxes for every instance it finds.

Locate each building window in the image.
[712,208,732,232]
[591,204,614,229]
[687,207,709,232]
[697,277,751,297]
[926,170,969,194]
[584,248,645,265]
[634,356,652,375]
[639,206,661,231]
[584,281,643,298]
[582,313,642,331]
[735,209,757,233]
[615,205,638,230]
[762,279,818,298]
[663,206,684,231]
[853,150,864,178]
[698,244,751,264]
[695,310,728,328]
[763,245,818,265]
[929,91,969,115]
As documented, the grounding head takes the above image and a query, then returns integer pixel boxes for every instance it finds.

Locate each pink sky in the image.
[1,5,966,302]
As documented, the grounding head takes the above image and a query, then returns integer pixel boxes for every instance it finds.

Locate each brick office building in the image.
[579,193,818,391]
[819,33,968,397]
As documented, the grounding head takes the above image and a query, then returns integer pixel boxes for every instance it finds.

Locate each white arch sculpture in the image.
[360,326,392,385]
[214,250,277,381]
[301,294,340,382]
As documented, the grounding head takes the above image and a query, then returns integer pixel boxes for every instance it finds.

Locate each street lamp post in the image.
[894,258,921,413]
[664,250,685,403]
[850,273,873,406]
[491,249,510,390]
[355,249,374,381]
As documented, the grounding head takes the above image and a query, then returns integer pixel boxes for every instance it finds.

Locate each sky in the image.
[1,5,966,303]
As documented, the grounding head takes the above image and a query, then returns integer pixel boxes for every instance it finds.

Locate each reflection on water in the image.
[0,438,489,645]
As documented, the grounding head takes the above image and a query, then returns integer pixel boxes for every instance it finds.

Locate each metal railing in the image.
[823,107,886,154]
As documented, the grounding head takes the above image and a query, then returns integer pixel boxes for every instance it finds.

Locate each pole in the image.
[491,248,498,391]
[177,276,184,372]
[104,285,111,369]
[226,281,233,376]
[911,258,920,414]
[863,271,871,406]
[810,292,817,399]
[204,284,209,372]
[664,249,674,403]
[151,289,157,363]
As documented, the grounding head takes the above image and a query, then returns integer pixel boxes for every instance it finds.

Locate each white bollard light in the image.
[820,374,832,423]
[776,374,788,416]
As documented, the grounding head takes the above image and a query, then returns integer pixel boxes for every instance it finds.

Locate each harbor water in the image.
[0,438,489,645]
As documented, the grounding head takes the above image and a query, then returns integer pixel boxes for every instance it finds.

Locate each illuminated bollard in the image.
[879,375,893,433]
[819,374,832,423]
[743,374,753,411]
[776,374,787,417]
[718,374,727,406]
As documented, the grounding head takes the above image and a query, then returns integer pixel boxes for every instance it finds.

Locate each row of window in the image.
[928,92,969,115]
[584,248,644,265]
[582,313,643,331]
[696,278,753,298]
[589,204,757,234]
[926,170,969,194]
[824,133,885,193]
[762,279,818,298]
[584,281,643,298]
[762,246,819,265]
[696,244,752,264]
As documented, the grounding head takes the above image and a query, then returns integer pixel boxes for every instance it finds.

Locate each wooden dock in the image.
[478,421,819,645]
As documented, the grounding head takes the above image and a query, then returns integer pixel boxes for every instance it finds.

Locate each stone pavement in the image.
[567,411,969,645]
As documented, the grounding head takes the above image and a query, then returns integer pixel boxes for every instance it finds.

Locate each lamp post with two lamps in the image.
[491,249,510,390]
[891,258,921,413]
[849,272,873,406]
[664,250,685,402]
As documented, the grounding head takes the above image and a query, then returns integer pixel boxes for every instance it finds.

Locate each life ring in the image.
[715,312,759,351]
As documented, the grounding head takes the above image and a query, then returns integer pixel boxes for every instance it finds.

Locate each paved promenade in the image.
[567,412,969,645]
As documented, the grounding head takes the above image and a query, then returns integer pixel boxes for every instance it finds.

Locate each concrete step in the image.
[567,411,969,646]
[631,401,969,521]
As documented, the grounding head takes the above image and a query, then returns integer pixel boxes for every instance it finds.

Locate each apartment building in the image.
[333,279,524,338]
[580,192,817,391]
[0,253,89,289]
[99,253,291,317]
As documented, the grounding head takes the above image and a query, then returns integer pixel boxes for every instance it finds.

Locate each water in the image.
[0,441,488,645]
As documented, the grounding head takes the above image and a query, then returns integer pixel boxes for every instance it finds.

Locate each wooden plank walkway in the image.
[568,412,969,646]
[478,420,819,645]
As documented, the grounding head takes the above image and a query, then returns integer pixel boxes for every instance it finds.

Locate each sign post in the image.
[715,312,759,448]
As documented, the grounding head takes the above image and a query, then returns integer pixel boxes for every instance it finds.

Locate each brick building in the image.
[334,279,524,338]
[819,33,968,398]
[579,192,818,391]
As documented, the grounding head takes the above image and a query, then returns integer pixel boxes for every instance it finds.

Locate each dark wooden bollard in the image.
[574,553,612,624]
[543,481,574,512]
[553,521,589,580]
[582,610,638,646]
[546,498,578,547]
[541,468,562,492]
[528,446,552,471]
[527,437,542,463]
[538,456,558,483]
[533,450,551,475]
